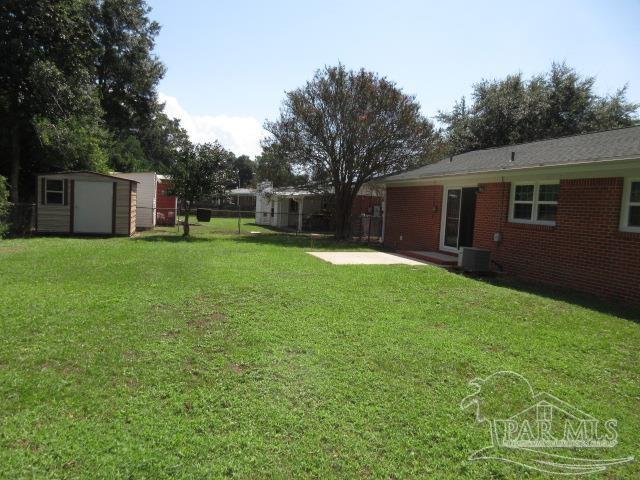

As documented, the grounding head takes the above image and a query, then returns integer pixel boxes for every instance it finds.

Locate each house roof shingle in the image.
[385,126,640,183]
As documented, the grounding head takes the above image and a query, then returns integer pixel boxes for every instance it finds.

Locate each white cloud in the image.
[159,93,266,158]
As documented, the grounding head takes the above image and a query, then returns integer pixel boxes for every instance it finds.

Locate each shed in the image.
[112,171,157,229]
[228,187,257,210]
[35,171,137,236]
[156,175,177,226]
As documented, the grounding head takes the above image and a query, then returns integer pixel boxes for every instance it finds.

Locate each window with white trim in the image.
[45,179,65,205]
[509,182,559,225]
[621,179,640,232]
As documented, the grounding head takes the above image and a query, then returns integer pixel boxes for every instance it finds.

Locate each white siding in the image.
[255,192,326,228]
[255,194,271,225]
[112,172,156,229]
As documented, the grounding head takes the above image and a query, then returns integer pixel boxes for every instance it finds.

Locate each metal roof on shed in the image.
[37,171,140,183]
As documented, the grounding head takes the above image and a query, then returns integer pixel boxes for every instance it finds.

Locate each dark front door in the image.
[458,187,477,248]
[443,187,477,250]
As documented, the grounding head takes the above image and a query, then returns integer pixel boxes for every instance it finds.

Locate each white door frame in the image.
[439,183,478,253]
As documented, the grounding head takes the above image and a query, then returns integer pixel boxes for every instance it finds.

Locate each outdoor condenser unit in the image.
[458,247,491,273]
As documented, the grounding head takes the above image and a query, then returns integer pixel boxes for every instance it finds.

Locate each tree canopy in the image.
[0,0,187,202]
[255,144,308,188]
[167,142,232,236]
[265,64,438,237]
[228,154,256,188]
[438,63,639,155]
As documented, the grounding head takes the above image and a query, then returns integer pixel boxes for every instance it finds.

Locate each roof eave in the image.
[36,170,140,183]
[382,155,640,185]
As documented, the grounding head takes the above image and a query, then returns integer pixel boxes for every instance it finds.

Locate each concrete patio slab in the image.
[307,251,430,265]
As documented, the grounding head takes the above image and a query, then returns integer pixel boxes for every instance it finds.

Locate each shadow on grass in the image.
[135,234,212,243]
[230,231,381,250]
[471,273,640,322]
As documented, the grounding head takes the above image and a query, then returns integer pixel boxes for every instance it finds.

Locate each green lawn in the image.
[1,219,639,478]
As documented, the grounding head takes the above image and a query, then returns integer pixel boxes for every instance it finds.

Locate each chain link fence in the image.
[2,202,383,243]
[351,214,383,243]
[182,206,383,243]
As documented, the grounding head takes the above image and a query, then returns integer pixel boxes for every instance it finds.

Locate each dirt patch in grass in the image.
[431,323,448,329]
[38,361,85,376]
[125,377,140,389]
[0,246,25,254]
[188,311,226,329]
[13,439,39,451]
[62,460,78,470]
[193,294,222,306]
[229,363,247,374]
[122,349,138,361]
[161,329,181,338]
[62,365,85,375]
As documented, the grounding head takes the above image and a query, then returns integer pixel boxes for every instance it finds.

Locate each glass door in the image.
[444,188,461,249]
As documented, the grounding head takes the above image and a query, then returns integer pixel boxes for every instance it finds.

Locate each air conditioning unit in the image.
[458,247,491,273]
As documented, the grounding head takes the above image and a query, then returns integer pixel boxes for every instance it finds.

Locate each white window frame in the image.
[45,178,65,205]
[620,178,640,233]
[509,181,559,226]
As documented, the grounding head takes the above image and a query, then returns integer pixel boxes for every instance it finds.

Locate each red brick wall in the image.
[384,185,443,251]
[473,178,640,304]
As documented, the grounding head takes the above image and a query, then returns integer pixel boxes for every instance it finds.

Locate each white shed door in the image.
[74,181,113,234]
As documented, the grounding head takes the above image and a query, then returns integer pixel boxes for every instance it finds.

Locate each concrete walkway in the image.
[307,251,430,265]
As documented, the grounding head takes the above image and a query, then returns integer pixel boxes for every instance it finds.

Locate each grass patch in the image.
[0,218,638,478]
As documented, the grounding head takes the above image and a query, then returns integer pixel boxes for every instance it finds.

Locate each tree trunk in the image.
[10,124,20,203]
[182,209,190,236]
[334,188,355,239]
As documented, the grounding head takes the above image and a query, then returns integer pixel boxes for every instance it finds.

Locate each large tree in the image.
[167,142,231,236]
[265,64,438,238]
[0,0,182,203]
[223,153,256,189]
[438,63,639,155]
[254,144,308,188]
[138,111,191,171]
[96,0,167,169]
[0,0,106,202]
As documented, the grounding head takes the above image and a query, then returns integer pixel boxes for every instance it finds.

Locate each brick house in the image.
[381,126,640,304]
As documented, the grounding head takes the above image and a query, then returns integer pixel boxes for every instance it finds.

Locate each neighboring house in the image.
[255,183,328,231]
[255,182,384,233]
[35,171,137,236]
[112,172,157,230]
[228,187,257,211]
[381,126,640,304]
[156,175,177,226]
[352,183,384,217]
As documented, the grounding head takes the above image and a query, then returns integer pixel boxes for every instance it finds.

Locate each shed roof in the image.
[384,125,640,183]
[38,170,139,183]
[258,185,326,197]
[229,188,257,196]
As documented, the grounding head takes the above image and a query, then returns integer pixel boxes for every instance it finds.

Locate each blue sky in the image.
[149,0,640,157]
